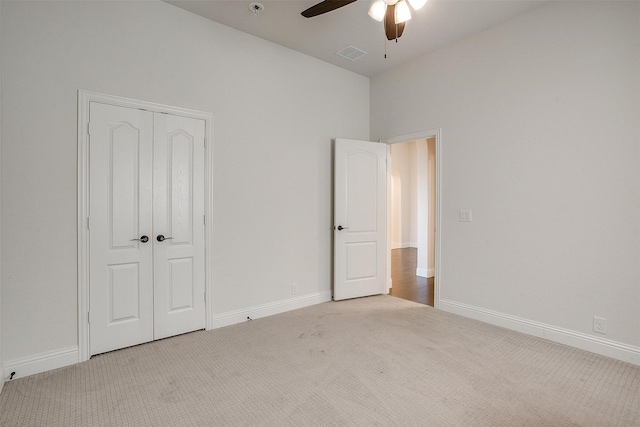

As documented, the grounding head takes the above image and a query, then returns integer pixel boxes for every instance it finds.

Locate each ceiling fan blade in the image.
[384,4,405,40]
[301,0,358,18]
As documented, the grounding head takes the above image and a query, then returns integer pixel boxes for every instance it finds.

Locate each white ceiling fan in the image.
[301,0,428,40]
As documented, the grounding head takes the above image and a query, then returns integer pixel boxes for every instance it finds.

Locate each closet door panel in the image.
[153,113,206,339]
[89,102,154,355]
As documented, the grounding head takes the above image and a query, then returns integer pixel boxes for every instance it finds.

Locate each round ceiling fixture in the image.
[249,2,264,14]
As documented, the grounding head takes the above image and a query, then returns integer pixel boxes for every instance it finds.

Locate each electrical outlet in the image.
[291,283,299,296]
[593,316,606,334]
[459,209,472,222]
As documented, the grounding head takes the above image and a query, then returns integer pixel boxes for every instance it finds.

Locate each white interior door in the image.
[89,103,155,355]
[89,102,206,355]
[153,113,206,340]
[334,138,387,300]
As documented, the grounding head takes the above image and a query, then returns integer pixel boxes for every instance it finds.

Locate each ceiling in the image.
[165,0,547,77]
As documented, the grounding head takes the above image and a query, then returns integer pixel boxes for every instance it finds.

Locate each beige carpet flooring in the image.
[1,295,639,426]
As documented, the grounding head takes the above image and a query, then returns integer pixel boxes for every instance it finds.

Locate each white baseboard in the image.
[391,242,418,249]
[2,294,331,380]
[391,242,412,249]
[212,291,332,329]
[439,299,640,366]
[415,268,434,278]
[4,346,79,380]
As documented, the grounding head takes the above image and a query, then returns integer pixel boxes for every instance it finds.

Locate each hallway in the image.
[389,247,434,306]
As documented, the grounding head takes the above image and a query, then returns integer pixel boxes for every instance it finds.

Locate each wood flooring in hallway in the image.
[389,247,434,306]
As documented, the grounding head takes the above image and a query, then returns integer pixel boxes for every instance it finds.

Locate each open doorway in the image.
[385,133,439,307]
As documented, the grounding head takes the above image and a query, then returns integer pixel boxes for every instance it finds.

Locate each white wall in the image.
[0,0,4,393]
[372,1,640,354]
[1,1,369,369]
[415,139,428,277]
[390,173,402,248]
[408,141,418,246]
[390,141,417,248]
[390,142,408,247]
[427,138,436,277]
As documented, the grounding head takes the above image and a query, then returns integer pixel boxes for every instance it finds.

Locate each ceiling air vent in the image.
[336,45,367,61]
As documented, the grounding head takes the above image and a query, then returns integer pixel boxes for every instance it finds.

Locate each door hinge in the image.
[87,217,90,230]
[87,122,91,135]
[203,215,206,225]
[204,291,206,302]
[87,311,90,324]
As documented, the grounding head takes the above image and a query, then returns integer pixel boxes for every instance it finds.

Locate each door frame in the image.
[77,90,214,362]
[381,129,442,308]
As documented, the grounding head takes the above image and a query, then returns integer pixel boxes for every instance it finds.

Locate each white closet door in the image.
[152,113,206,340]
[89,102,154,355]
[89,103,206,356]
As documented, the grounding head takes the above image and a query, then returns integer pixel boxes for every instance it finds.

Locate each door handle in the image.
[131,235,149,243]
[157,235,174,242]
[336,225,349,231]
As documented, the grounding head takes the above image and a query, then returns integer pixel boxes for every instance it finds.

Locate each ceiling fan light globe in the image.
[368,0,387,22]
[383,0,398,6]
[408,0,427,11]
[395,0,412,23]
